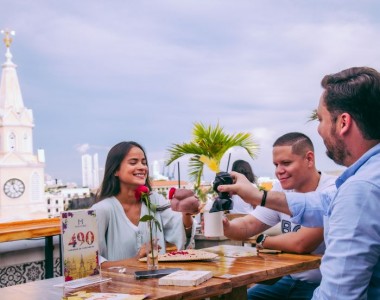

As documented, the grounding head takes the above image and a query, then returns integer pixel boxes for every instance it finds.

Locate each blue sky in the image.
[1,1,380,184]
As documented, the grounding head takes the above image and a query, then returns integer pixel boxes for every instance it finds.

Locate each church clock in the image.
[3,178,25,198]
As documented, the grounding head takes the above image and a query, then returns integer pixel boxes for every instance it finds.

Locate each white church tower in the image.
[0,30,45,219]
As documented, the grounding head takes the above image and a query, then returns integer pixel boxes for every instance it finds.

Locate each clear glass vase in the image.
[146,220,159,270]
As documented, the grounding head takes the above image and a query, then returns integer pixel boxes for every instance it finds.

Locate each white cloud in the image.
[1,0,377,183]
[75,144,90,154]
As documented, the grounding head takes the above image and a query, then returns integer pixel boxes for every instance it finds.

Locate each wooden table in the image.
[1,268,232,300]
[1,245,321,300]
[0,218,61,278]
[121,245,322,299]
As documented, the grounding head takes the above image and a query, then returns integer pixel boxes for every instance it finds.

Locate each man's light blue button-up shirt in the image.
[287,143,380,299]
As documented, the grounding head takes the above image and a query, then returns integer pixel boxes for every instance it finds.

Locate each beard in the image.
[325,129,348,166]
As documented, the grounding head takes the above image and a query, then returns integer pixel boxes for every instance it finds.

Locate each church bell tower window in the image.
[9,132,16,151]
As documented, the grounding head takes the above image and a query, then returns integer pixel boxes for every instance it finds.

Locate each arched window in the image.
[8,132,16,151]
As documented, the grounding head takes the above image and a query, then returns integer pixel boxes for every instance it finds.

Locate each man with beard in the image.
[218,67,380,299]
[223,132,336,300]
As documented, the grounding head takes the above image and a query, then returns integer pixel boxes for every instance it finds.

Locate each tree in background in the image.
[309,109,318,121]
[166,122,259,201]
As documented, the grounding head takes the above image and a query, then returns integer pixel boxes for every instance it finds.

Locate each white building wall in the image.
[81,154,93,188]
[93,153,100,188]
[81,153,100,189]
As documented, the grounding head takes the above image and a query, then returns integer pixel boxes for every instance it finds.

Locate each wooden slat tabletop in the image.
[1,268,232,300]
[119,246,321,299]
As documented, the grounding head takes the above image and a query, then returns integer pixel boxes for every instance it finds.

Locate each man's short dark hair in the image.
[273,132,314,156]
[321,67,380,140]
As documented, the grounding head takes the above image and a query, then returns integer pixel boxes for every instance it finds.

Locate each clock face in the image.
[3,178,25,198]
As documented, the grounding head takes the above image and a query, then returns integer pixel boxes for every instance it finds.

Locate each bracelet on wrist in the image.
[260,190,268,207]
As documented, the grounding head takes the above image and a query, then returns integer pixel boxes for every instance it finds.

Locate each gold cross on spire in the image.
[1,29,16,48]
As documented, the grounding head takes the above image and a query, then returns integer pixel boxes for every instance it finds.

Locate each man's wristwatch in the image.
[256,234,268,249]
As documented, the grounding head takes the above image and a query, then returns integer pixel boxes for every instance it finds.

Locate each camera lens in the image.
[209,172,234,212]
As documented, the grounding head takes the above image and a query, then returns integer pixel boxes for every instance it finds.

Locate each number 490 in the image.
[68,231,95,247]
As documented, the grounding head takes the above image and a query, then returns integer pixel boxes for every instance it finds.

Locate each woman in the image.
[229,159,257,214]
[92,141,196,267]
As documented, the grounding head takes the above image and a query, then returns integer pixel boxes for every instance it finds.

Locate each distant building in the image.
[81,154,93,188]
[81,153,100,189]
[45,186,93,217]
[93,153,100,188]
[152,160,169,181]
[151,180,191,199]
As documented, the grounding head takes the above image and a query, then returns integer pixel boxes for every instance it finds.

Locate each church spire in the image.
[0,29,25,111]
[2,29,15,48]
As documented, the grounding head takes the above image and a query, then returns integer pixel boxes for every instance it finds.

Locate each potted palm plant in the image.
[166,122,259,199]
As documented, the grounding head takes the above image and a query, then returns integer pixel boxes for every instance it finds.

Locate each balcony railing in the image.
[0,218,62,287]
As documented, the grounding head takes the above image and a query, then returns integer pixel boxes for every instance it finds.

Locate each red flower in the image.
[168,187,176,200]
[135,185,149,201]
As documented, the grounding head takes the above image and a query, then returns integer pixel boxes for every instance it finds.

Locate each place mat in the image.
[202,245,258,257]
[139,249,218,262]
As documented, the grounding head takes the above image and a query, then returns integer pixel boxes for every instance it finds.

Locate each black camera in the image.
[210,172,234,213]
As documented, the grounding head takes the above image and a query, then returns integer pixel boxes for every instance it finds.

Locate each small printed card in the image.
[158,270,213,286]
[61,209,101,284]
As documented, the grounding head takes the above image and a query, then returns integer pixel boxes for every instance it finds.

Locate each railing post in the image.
[45,236,54,279]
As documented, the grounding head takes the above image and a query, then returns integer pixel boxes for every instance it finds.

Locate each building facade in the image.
[151,180,191,199]
[0,31,45,220]
[81,153,100,189]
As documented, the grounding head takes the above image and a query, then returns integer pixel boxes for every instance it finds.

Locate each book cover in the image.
[61,210,100,282]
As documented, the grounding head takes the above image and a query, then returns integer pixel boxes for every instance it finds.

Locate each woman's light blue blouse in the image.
[92,192,196,261]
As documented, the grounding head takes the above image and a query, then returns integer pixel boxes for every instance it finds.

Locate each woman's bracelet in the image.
[184,224,192,230]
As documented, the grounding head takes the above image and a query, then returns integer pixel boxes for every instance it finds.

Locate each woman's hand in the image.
[136,244,161,258]
[136,244,147,258]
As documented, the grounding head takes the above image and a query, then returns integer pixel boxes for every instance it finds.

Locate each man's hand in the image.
[217,171,262,206]
[222,217,233,237]
[170,188,200,214]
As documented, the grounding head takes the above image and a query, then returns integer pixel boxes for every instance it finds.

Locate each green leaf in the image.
[139,215,154,222]
[308,109,318,122]
[165,121,260,194]
[154,220,162,232]
[149,202,157,213]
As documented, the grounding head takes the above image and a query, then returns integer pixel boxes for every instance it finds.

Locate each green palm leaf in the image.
[308,109,318,122]
[166,122,260,194]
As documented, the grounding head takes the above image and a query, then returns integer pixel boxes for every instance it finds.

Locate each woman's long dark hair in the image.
[96,141,152,202]
[231,159,257,184]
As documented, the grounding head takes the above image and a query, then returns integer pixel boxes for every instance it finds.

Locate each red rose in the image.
[135,185,149,201]
[168,187,176,200]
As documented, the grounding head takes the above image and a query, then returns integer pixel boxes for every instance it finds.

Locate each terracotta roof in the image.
[151,180,188,187]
